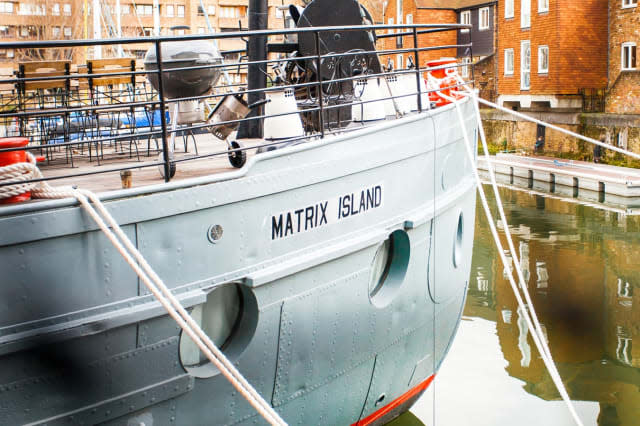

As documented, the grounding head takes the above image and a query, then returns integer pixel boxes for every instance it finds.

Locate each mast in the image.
[92,0,102,58]
[153,0,160,36]
[237,0,268,139]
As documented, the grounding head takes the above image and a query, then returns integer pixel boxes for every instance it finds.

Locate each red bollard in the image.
[0,137,31,204]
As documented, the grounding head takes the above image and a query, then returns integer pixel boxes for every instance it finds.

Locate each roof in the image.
[415,0,496,10]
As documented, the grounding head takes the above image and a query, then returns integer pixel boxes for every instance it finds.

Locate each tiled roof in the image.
[415,0,496,9]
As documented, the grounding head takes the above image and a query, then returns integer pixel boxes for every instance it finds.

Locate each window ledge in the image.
[621,5,638,10]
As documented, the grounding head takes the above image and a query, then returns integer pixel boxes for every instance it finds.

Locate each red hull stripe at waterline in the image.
[352,374,436,426]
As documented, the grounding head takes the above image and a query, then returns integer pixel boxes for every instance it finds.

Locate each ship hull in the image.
[0,99,477,425]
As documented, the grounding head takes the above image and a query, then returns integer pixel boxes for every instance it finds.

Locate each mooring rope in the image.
[0,156,287,426]
[443,89,584,426]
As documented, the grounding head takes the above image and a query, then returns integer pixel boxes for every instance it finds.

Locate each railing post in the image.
[412,26,422,112]
[154,39,172,182]
[314,31,325,138]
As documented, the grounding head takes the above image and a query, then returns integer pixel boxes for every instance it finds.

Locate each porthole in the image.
[453,212,464,268]
[179,283,258,378]
[368,229,411,308]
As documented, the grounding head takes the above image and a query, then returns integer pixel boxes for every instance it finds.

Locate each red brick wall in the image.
[381,1,456,69]
[607,1,640,114]
[497,0,607,96]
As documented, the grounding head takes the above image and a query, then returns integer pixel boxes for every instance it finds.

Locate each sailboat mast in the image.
[92,0,102,58]
[153,0,160,36]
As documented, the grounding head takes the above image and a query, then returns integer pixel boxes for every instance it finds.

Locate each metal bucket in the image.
[208,95,250,140]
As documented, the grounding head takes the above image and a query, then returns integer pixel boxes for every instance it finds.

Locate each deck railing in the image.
[0,23,473,189]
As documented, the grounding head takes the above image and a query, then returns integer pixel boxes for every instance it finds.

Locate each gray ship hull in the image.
[0,99,477,425]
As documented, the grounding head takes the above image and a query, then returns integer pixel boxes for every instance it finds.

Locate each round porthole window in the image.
[179,283,257,378]
[368,229,411,308]
[453,212,464,268]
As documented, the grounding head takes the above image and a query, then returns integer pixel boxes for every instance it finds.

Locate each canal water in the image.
[398,185,640,425]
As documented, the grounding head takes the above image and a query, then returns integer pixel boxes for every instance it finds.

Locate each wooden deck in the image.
[39,133,263,194]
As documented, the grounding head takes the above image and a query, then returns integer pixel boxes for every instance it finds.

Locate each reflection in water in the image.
[410,186,640,425]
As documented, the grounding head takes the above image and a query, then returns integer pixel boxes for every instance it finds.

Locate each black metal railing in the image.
[0,23,473,190]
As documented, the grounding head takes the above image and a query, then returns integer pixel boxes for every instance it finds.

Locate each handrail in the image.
[0,22,474,188]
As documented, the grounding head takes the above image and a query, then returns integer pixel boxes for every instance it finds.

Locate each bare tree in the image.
[14,0,85,62]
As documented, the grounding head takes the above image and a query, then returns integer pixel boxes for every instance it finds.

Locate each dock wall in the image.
[481,109,640,159]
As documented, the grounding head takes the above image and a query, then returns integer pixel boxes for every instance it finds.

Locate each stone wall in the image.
[474,54,497,102]
[480,109,640,160]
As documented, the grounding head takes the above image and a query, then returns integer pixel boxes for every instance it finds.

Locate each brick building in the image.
[0,0,298,72]
[381,0,496,99]
[607,0,639,114]
[496,0,608,112]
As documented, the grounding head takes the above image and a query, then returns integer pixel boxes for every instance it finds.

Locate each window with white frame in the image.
[51,3,59,15]
[52,26,60,38]
[136,4,152,16]
[521,40,531,89]
[506,0,514,18]
[177,5,184,17]
[521,0,531,28]
[198,27,205,34]
[165,4,173,16]
[208,5,215,15]
[538,45,549,73]
[121,5,130,14]
[538,0,549,13]
[479,7,490,30]
[63,3,71,16]
[63,26,72,38]
[505,49,514,75]
[622,42,637,70]
[622,0,637,8]
[460,10,471,33]
[397,54,403,70]
[461,57,472,78]
[388,17,393,35]
[0,2,12,13]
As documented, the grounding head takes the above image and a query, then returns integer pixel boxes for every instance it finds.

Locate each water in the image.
[404,185,640,425]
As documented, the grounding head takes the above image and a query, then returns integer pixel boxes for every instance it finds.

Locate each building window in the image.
[622,0,637,8]
[220,6,240,18]
[52,3,59,15]
[136,4,152,16]
[506,0,514,18]
[461,57,472,78]
[198,27,205,34]
[479,7,490,30]
[397,54,403,70]
[521,40,531,89]
[208,5,215,15]
[165,4,173,16]
[175,28,185,35]
[538,45,549,73]
[622,42,637,70]
[460,10,470,33]
[142,27,153,36]
[505,49,514,75]
[0,2,13,14]
[0,25,9,36]
[63,26,72,38]
[52,26,60,38]
[122,5,130,14]
[177,5,184,17]
[63,3,71,16]
[388,17,393,35]
[538,0,549,12]
[521,0,531,28]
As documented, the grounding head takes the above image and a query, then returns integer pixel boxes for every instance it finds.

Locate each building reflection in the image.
[468,187,640,425]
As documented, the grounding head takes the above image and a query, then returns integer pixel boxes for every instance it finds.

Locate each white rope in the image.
[445,90,583,425]
[0,157,286,426]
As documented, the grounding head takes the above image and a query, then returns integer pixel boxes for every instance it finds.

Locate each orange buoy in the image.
[0,137,31,204]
